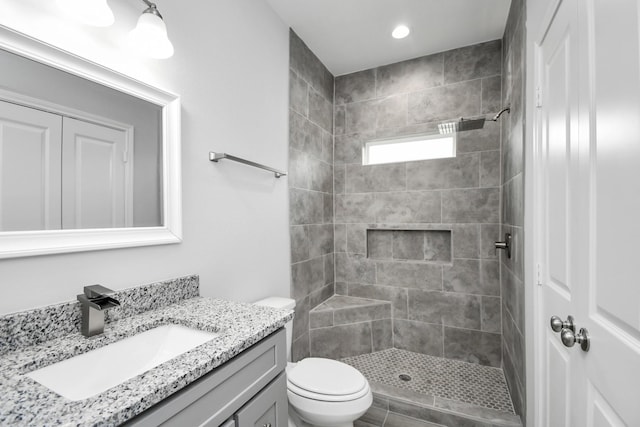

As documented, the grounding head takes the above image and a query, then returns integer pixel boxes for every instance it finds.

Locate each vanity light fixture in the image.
[392,25,410,39]
[127,0,175,59]
[56,0,115,27]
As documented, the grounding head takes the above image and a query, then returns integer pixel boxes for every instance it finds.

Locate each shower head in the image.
[438,107,511,135]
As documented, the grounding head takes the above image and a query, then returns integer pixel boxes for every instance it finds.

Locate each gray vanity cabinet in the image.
[124,328,287,427]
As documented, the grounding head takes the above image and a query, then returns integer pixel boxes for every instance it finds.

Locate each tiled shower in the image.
[288,1,526,425]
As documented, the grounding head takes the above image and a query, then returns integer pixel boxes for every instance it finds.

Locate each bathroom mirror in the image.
[0,25,182,258]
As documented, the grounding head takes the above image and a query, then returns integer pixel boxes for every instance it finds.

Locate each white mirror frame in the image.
[0,25,182,258]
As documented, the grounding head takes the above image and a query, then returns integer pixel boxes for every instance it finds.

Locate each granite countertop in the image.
[0,297,293,426]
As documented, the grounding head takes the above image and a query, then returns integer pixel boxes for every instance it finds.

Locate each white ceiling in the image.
[266,0,512,76]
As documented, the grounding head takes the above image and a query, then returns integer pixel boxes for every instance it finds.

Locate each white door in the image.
[0,101,62,231]
[536,0,640,425]
[62,117,129,229]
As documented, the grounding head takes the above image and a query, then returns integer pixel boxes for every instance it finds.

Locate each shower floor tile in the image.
[342,348,515,415]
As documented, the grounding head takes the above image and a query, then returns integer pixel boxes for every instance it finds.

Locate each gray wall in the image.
[332,41,504,367]
[288,31,335,362]
[501,0,526,421]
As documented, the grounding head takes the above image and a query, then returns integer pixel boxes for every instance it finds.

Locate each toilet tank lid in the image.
[253,297,295,310]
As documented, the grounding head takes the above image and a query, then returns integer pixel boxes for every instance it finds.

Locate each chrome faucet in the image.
[77,285,120,337]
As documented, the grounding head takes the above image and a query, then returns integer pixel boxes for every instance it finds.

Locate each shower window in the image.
[362,133,456,165]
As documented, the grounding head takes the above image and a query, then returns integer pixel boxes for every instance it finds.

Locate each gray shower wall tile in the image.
[334,303,391,325]
[324,253,335,284]
[346,99,379,134]
[481,75,502,115]
[290,225,310,264]
[408,79,482,124]
[346,163,407,193]
[372,319,393,352]
[443,259,500,296]
[393,318,444,356]
[309,88,333,132]
[336,69,377,105]
[503,342,525,419]
[290,69,308,117]
[292,332,309,362]
[408,290,482,330]
[424,230,452,262]
[335,132,374,165]
[480,150,501,188]
[290,188,324,225]
[376,94,408,130]
[443,327,502,367]
[451,224,480,259]
[309,283,335,308]
[480,224,500,259]
[310,309,333,329]
[406,153,480,190]
[335,253,377,284]
[347,224,367,255]
[393,231,425,260]
[375,192,442,223]
[335,193,377,223]
[335,104,346,135]
[290,110,323,159]
[334,224,347,253]
[291,257,325,300]
[502,263,524,333]
[289,30,334,101]
[456,124,501,153]
[481,296,501,334]
[308,224,334,258]
[443,40,502,84]
[334,164,346,194]
[289,148,311,190]
[324,192,334,224]
[321,129,333,164]
[367,230,394,260]
[503,173,524,227]
[502,310,525,380]
[310,322,373,359]
[293,296,310,340]
[376,261,442,290]
[442,188,500,223]
[376,53,444,97]
[347,284,409,319]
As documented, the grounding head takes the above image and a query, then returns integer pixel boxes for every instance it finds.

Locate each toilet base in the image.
[288,406,353,427]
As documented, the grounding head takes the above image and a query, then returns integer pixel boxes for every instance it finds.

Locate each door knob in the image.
[561,327,590,352]
[550,315,575,333]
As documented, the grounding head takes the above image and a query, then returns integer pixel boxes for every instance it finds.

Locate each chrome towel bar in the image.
[209,152,287,178]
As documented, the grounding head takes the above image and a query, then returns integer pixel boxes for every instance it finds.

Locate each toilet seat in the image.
[286,358,369,402]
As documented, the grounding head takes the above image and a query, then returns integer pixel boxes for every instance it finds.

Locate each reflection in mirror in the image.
[0,47,163,231]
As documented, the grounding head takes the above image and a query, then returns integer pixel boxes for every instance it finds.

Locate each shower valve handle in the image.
[494,233,512,259]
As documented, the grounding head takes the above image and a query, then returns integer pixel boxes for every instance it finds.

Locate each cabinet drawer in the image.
[124,328,286,427]
[235,372,287,427]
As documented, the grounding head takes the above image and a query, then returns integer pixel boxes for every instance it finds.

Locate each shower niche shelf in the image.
[366,228,452,263]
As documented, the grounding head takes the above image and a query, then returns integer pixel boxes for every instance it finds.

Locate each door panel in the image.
[62,117,128,229]
[538,0,584,425]
[0,101,62,231]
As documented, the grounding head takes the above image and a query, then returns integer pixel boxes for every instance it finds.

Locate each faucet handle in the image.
[84,284,115,298]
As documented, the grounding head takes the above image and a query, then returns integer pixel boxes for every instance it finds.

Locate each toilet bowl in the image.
[254,297,372,427]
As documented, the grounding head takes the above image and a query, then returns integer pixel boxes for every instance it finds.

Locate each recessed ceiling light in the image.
[392,25,410,39]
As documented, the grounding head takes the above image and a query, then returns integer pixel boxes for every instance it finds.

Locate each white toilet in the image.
[254,297,372,427]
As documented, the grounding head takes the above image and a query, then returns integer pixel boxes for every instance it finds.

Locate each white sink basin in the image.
[26,324,218,401]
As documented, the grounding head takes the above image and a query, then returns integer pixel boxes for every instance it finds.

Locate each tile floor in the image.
[342,348,515,414]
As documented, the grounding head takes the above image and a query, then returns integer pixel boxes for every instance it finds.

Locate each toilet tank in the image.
[253,297,295,362]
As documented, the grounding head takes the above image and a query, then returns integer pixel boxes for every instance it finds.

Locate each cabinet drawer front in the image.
[124,328,286,427]
[235,373,287,427]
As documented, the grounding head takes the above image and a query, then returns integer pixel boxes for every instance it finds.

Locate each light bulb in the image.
[57,0,115,27]
[127,12,174,59]
[392,25,411,39]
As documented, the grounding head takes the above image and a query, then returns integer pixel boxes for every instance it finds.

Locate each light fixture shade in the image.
[127,12,174,59]
[57,0,115,27]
